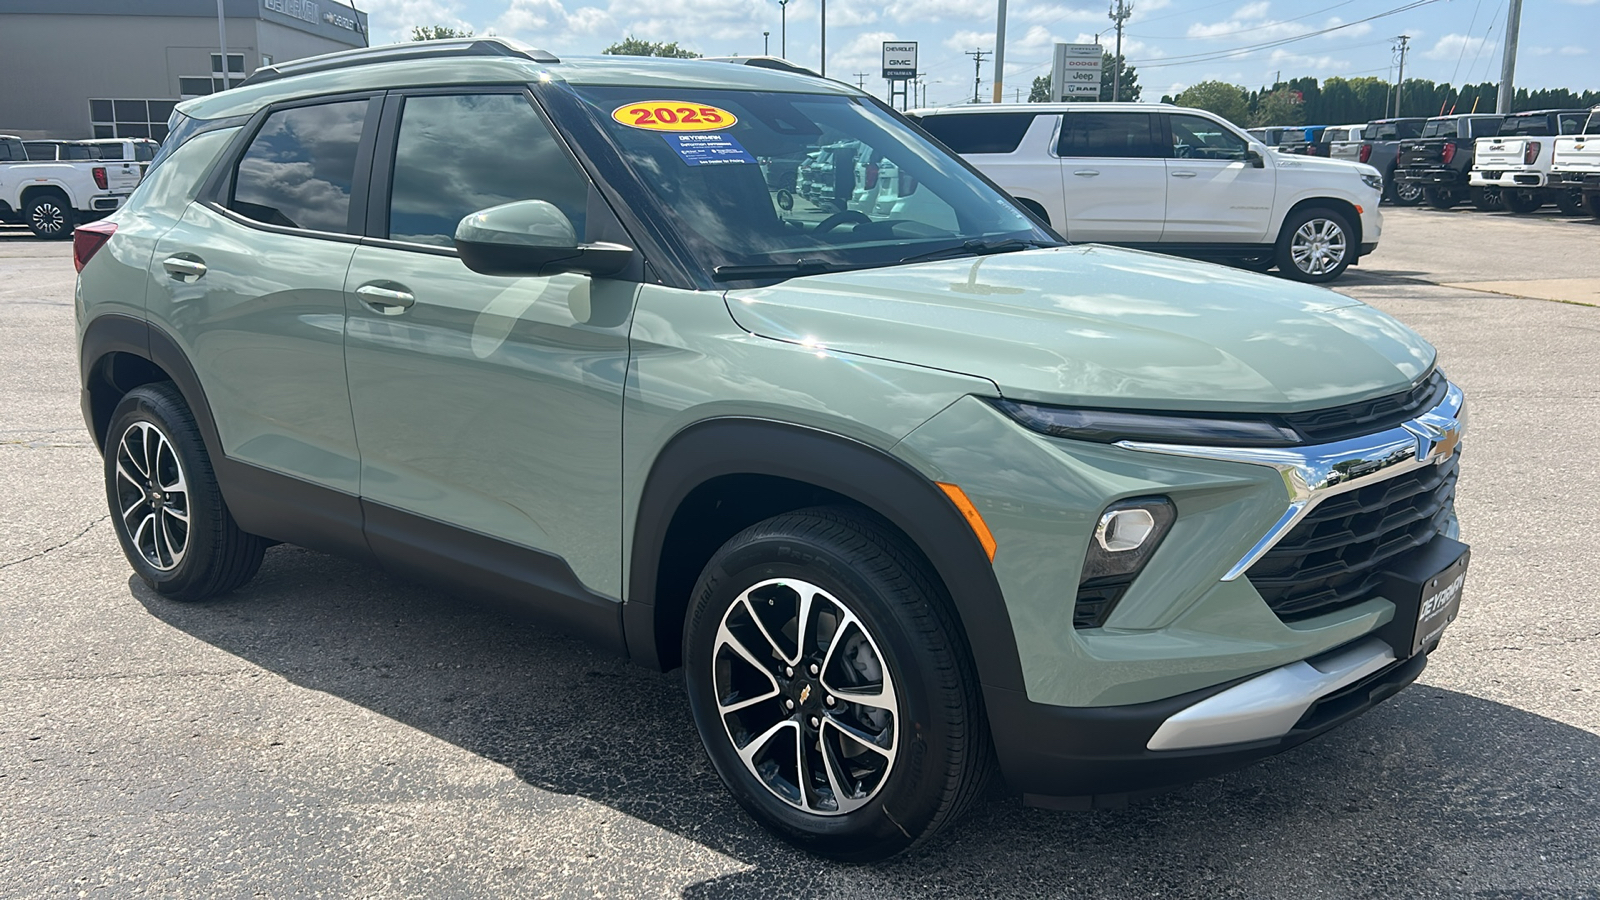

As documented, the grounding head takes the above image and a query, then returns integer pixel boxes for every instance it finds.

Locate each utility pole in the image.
[215,0,230,90]
[820,0,827,77]
[992,0,1008,103]
[764,31,770,55]
[854,72,869,88]
[967,49,990,104]
[1497,0,1522,113]
[1108,0,1132,102]
[1393,35,1409,117]
[778,0,789,58]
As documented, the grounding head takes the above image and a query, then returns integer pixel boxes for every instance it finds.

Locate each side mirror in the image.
[1246,147,1266,168]
[454,200,633,277]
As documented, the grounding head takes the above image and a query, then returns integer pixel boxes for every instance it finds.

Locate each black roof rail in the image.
[240,38,559,87]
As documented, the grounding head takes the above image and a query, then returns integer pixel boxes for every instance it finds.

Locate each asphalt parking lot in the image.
[2,206,1598,898]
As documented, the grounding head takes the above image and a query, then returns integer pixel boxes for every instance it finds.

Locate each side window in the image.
[915,113,1039,154]
[231,100,368,233]
[1056,113,1160,158]
[387,93,589,247]
[1168,114,1249,161]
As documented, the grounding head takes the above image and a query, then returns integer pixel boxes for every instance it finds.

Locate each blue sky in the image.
[355,0,1600,107]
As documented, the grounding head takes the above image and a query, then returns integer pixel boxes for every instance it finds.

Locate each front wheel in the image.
[1275,207,1353,283]
[1470,186,1505,212]
[1502,190,1544,214]
[1391,178,1425,206]
[26,194,74,240]
[682,507,990,861]
[104,383,265,601]
[1423,187,1460,209]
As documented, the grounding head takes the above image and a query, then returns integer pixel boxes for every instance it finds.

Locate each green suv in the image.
[74,39,1469,860]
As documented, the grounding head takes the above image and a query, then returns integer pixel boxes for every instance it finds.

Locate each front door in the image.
[1055,111,1166,243]
[342,90,633,598]
[1161,113,1276,242]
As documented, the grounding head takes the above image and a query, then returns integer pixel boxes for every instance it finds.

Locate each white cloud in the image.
[1559,45,1590,56]
[359,0,477,43]
[1265,47,1349,73]
[1423,33,1495,61]
[884,0,991,24]
[1234,2,1272,21]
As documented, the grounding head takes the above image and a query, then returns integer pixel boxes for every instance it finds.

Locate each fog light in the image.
[1096,507,1156,552]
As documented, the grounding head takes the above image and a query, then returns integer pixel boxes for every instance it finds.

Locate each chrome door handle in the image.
[161,255,207,282]
[1171,171,1198,178]
[1073,169,1100,177]
[355,283,416,315]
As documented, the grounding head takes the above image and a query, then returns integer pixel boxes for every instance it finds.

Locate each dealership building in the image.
[0,0,368,140]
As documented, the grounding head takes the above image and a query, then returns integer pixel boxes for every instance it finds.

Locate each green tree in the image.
[1100,52,1140,102]
[1029,75,1051,102]
[410,25,472,41]
[1252,89,1304,127]
[1174,80,1249,126]
[602,37,701,58]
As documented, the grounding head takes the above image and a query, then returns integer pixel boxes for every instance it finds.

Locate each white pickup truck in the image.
[1468,109,1589,214]
[1551,107,1600,219]
[0,135,150,238]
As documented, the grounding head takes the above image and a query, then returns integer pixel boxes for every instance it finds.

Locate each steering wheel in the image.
[812,210,871,235]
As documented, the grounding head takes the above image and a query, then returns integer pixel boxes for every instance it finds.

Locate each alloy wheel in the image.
[113,421,191,571]
[1395,181,1424,203]
[1290,218,1348,277]
[711,578,899,816]
[30,201,66,236]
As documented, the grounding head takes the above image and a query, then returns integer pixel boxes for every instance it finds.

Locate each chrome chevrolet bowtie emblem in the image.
[799,684,812,704]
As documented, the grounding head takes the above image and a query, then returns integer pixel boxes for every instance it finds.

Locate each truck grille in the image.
[1247,453,1459,622]
[1279,370,1447,444]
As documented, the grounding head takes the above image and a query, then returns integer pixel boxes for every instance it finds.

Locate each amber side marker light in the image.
[936,482,997,562]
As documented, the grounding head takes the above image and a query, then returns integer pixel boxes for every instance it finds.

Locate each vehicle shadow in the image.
[135,545,1600,899]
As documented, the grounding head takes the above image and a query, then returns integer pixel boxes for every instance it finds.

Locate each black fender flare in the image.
[623,417,1026,693]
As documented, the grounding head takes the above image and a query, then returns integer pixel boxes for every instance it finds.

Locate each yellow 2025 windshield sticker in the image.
[612,101,739,132]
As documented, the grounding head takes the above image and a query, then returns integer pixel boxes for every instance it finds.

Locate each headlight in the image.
[988,398,1300,447]
[1360,173,1384,192]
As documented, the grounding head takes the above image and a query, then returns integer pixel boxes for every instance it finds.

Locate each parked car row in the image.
[0,134,156,238]
[1256,107,1600,217]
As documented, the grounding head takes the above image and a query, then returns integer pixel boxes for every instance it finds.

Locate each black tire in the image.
[1391,177,1425,206]
[104,382,265,602]
[682,507,991,861]
[1554,189,1585,216]
[1470,186,1505,212]
[26,193,74,240]
[1502,190,1543,214]
[1423,187,1459,210]
[1274,206,1354,283]
[1229,255,1275,273]
[1586,193,1600,219]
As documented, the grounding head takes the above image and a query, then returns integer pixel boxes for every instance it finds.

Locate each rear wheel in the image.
[26,193,74,240]
[1586,193,1600,219]
[1275,207,1353,283]
[1392,178,1425,206]
[682,507,990,861]
[1502,190,1544,214]
[1554,189,1585,216]
[1423,187,1460,209]
[104,383,265,601]
[1470,186,1504,212]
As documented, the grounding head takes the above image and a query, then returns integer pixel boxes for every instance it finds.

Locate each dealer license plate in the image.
[1412,552,1468,656]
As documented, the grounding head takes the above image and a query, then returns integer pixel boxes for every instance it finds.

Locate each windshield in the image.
[564,86,1053,282]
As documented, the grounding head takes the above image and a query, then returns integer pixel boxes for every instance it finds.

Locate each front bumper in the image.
[1470,168,1548,189]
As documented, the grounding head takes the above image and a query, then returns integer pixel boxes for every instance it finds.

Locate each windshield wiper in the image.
[711,258,859,281]
[898,238,1053,265]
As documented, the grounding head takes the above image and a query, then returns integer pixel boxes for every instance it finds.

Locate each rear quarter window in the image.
[915,112,1040,154]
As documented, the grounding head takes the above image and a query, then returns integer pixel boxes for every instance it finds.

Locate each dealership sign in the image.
[1050,43,1103,100]
[882,42,918,80]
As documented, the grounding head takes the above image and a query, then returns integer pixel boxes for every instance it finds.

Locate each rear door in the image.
[1161,112,1274,242]
[1055,110,1165,242]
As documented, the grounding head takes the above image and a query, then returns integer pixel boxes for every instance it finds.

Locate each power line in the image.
[1130,0,1445,68]
[1448,0,1486,86]
[1130,0,1359,42]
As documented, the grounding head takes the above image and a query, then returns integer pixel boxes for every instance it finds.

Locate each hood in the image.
[1275,153,1382,179]
[723,246,1435,413]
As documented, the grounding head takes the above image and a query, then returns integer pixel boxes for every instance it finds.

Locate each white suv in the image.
[910,103,1385,282]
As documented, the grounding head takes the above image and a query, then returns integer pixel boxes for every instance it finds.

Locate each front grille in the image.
[1280,370,1447,445]
[1247,453,1459,622]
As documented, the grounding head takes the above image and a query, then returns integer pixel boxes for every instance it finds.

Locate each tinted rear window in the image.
[916,112,1039,154]
[1059,112,1161,158]
[1587,113,1600,136]
[1499,116,1551,137]
[231,100,368,233]
[1469,118,1501,138]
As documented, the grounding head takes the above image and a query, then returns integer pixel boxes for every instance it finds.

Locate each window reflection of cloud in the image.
[235,102,363,232]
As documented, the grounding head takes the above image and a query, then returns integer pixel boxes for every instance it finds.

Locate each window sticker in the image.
[612,101,739,131]
[663,133,756,166]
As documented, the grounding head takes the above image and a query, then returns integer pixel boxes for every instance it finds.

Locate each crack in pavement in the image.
[0,516,109,570]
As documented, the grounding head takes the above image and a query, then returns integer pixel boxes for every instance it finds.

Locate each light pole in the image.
[778,0,789,59]
[764,31,770,55]
[215,0,230,90]
[820,0,827,77]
